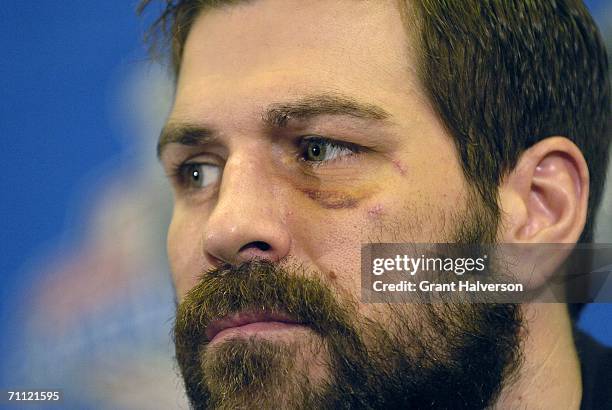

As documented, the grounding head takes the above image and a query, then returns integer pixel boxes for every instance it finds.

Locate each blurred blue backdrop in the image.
[1,1,140,308]
[0,1,611,408]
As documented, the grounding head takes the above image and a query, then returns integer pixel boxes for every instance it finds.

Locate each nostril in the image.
[239,241,272,253]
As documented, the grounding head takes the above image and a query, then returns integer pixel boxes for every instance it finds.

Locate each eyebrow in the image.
[262,93,390,127]
[157,94,391,158]
[157,123,216,158]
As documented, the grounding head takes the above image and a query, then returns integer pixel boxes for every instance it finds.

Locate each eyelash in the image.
[297,136,363,167]
[167,160,219,191]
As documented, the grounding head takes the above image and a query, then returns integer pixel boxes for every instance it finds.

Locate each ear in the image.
[496,137,589,293]
[499,137,589,244]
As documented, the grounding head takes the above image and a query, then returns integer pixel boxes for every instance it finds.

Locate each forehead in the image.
[174,0,421,117]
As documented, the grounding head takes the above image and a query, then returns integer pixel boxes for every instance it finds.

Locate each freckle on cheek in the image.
[327,270,338,280]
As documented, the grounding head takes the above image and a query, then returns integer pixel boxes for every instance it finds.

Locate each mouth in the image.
[205,310,305,344]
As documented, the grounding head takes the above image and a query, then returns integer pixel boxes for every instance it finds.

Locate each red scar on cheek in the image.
[392,159,408,176]
[368,204,384,219]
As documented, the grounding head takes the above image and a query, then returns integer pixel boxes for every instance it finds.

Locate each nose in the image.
[203,152,291,266]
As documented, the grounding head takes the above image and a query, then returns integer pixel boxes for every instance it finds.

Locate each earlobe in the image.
[499,137,589,245]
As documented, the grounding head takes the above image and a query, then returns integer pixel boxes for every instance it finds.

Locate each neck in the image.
[495,304,582,409]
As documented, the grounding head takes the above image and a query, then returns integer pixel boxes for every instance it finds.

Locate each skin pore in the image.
[160,0,586,408]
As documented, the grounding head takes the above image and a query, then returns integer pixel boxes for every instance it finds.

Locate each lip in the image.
[205,310,303,343]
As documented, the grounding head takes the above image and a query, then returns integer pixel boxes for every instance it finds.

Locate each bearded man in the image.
[140,0,611,408]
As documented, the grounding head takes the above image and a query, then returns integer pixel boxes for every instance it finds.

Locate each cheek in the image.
[167,211,204,299]
[289,206,379,300]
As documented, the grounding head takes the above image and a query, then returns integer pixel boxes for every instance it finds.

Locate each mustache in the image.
[174,259,358,349]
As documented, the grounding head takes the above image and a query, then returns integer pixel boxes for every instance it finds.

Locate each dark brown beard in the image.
[174,260,522,409]
[174,194,522,409]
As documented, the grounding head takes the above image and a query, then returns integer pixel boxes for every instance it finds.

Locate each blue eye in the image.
[181,163,220,189]
[300,137,358,163]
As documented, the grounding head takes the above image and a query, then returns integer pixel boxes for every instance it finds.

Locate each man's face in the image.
[160,0,521,408]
